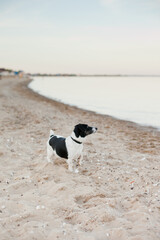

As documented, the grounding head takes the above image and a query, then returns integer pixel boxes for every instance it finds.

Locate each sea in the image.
[28,76,160,130]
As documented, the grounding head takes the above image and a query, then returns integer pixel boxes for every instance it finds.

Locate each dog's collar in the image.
[71,137,82,144]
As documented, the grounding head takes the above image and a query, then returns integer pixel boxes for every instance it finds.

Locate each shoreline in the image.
[28,76,160,132]
[27,77,158,134]
[0,76,160,240]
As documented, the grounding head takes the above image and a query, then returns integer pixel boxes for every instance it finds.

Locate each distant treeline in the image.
[29,73,77,77]
[29,73,128,77]
[0,68,13,73]
[29,73,159,77]
[1,68,159,77]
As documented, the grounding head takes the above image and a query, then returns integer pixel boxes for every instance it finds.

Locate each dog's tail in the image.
[49,129,54,138]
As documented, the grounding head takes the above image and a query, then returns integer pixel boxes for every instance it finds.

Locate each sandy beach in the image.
[0,76,160,240]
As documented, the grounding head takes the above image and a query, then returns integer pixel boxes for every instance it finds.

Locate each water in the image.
[29,76,160,130]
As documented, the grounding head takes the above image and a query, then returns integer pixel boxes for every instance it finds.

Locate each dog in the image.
[47,123,97,172]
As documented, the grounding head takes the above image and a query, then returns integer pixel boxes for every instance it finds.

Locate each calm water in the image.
[29,76,160,130]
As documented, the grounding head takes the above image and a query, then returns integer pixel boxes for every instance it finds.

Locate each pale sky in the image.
[0,0,160,74]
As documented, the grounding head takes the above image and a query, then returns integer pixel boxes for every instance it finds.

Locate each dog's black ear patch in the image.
[74,125,80,138]
[78,124,88,132]
[74,123,97,138]
[74,124,88,138]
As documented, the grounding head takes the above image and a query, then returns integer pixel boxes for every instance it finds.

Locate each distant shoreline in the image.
[29,74,160,77]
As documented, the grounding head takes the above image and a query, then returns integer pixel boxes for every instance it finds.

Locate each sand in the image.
[0,76,160,240]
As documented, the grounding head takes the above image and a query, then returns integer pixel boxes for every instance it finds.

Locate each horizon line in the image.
[29,73,160,77]
[1,68,160,77]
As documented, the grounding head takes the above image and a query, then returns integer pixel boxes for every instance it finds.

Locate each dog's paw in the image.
[47,158,53,163]
[74,169,79,174]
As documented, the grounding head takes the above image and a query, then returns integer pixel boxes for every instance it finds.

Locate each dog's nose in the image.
[92,127,97,133]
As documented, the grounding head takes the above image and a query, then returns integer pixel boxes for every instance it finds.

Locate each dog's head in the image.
[74,124,97,138]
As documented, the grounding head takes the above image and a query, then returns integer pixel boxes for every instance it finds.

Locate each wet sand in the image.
[0,76,160,240]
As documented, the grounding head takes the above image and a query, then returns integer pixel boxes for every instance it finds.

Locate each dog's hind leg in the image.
[47,140,54,163]
[79,153,83,166]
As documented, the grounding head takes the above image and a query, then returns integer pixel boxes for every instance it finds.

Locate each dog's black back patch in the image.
[49,136,68,159]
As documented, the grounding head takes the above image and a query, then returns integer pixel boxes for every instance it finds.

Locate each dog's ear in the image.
[74,124,87,138]
[74,124,88,138]
[74,125,80,138]
[78,124,88,132]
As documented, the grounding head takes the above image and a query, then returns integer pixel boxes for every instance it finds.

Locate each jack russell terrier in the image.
[47,123,97,172]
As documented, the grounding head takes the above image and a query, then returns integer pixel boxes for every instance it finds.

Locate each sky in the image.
[0,0,160,75]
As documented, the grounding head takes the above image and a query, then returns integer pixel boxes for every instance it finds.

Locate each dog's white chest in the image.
[66,137,83,159]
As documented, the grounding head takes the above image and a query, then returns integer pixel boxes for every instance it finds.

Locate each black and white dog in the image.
[47,124,97,172]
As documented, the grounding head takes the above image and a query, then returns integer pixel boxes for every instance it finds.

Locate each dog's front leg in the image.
[67,158,74,172]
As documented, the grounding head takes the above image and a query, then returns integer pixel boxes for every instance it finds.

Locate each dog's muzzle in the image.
[92,127,98,133]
